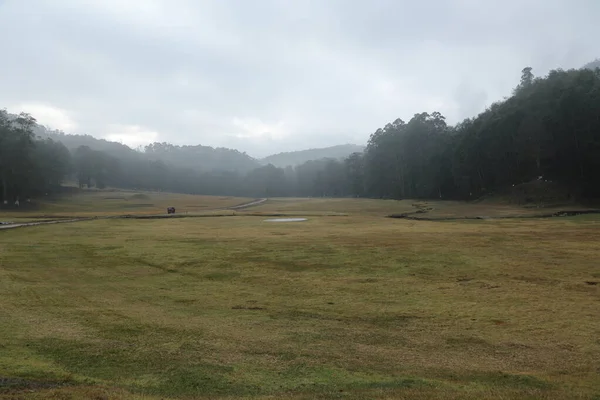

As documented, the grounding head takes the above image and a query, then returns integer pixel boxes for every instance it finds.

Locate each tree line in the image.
[1,65,600,205]
[0,112,71,204]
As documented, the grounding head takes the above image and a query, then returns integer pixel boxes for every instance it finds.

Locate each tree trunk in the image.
[477,168,484,188]
[572,130,585,180]
[1,171,7,203]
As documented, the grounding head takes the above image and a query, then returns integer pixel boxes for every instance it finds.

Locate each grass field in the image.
[246,198,416,216]
[1,194,599,399]
[0,190,252,220]
[244,197,598,218]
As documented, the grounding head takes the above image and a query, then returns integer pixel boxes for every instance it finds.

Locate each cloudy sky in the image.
[0,0,598,157]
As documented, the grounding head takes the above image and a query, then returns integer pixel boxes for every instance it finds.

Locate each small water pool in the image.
[263,218,308,222]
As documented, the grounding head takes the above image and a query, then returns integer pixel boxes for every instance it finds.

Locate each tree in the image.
[0,111,36,203]
[520,67,534,89]
[73,146,94,188]
[345,152,365,197]
[31,138,72,192]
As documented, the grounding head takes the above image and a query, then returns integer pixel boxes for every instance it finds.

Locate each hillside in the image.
[260,144,365,167]
[31,124,260,173]
[29,120,363,172]
[143,142,259,172]
[35,127,138,160]
[583,59,600,70]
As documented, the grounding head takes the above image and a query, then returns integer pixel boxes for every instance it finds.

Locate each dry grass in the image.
[417,200,598,219]
[241,197,598,219]
[246,198,417,216]
[1,197,599,399]
[0,190,251,219]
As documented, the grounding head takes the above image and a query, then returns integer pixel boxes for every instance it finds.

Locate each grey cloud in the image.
[0,0,598,157]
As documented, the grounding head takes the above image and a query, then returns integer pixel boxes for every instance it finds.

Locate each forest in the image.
[1,64,600,205]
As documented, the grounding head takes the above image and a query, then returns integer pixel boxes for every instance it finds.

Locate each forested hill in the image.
[34,128,136,161]
[2,60,600,204]
[583,59,600,70]
[35,126,260,173]
[260,144,365,167]
[33,124,362,172]
[144,142,258,172]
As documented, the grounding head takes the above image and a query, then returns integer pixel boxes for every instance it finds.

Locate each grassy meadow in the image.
[0,194,599,399]
[244,197,599,218]
[0,190,252,220]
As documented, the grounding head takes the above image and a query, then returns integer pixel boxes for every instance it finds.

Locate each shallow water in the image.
[263,218,307,222]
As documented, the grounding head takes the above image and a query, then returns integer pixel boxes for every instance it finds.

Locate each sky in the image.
[0,0,598,158]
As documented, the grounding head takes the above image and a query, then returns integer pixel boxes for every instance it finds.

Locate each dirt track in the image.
[0,198,268,231]
[225,198,267,210]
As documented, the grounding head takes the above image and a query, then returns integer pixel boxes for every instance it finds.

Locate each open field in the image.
[0,190,252,220]
[2,189,596,222]
[245,198,416,216]
[249,197,599,219]
[1,195,599,399]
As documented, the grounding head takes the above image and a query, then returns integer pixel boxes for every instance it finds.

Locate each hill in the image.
[30,120,363,172]
[31,123,260,173]
[260,144,365,167]
[143,142,259,173]
[35,127,138,160]
[583,59,600,70]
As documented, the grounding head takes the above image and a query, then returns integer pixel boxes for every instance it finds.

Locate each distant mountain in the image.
[260,144,365,168]
[32,124,260,173]
[144,142,259,172]
[583,59,600,70]
[34,126,138,159]
[9,111,365,172]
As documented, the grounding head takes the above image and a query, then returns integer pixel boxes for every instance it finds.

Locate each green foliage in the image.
[0,110,71,204]
[583,58,600,70]
[364,113,451,199]
[144,141,258,172]
[361,66,600,201]
[451,67,600,199]
[72,145,119,189]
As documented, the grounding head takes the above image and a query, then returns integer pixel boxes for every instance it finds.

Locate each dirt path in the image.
[0,198,268,231]
[225,198,267,210]
[0,218,95,231]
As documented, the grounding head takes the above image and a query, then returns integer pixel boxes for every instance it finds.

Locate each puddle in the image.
[264,218,307,222]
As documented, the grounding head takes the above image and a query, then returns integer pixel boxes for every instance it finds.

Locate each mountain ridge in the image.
[583,59,600,70]
[259,144,365,167]
[12,115,365,172]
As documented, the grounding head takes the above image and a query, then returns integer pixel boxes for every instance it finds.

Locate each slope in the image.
[260,144,365,167]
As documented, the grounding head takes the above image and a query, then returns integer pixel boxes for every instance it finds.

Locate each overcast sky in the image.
[0,0,598,157]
